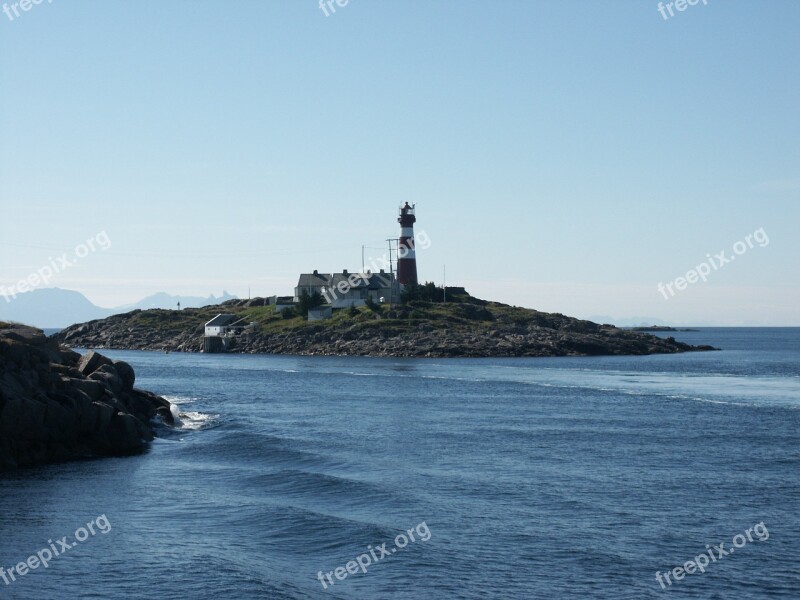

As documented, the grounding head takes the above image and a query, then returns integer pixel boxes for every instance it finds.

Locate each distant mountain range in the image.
[0,288,237,329]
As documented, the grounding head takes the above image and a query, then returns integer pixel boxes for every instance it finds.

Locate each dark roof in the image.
[364,272,394,289]
[297,272,395,288]
[330,273,372,289]
[296,273,331,287]
[205,314,238,327]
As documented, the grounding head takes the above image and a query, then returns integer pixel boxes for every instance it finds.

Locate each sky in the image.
[1,0,798,325]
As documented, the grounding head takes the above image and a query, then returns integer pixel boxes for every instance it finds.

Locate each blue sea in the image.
[1,328,798,599]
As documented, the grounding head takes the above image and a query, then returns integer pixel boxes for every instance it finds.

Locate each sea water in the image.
[1,328,798,598]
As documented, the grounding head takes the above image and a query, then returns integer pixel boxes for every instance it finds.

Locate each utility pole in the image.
[443,265,446,304]
[386,238,396,305]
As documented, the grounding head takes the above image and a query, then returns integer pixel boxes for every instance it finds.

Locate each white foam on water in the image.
[163,395,201,405]
[161,395,219,430]
[176,411,219,431]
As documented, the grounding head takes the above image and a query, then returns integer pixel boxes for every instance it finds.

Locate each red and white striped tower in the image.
[396,202,418,286]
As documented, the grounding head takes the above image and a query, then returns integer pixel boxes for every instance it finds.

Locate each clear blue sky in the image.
[1,1,798,325]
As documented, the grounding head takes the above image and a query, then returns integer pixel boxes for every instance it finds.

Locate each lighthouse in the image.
[396,202,418,286]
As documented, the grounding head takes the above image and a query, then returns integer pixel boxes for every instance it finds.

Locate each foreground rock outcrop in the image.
[52,292,717,358]
[0,323,174,472]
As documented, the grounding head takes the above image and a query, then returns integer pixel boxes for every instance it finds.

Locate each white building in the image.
[204,314,239,336]
[294,269,397,307]
[203,314,256,353]
[204,314,255,336]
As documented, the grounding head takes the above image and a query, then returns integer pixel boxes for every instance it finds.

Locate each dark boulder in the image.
[113,360,135,390]
[0,324,175,472]
[77,350,114,376]
[89,364,124,395]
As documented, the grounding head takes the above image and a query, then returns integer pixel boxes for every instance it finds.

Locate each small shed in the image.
[204,314,238,337]
[308,307,333,321]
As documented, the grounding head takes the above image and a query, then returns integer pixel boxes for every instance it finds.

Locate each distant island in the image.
[53,288,716,358]
[630,326,700,332]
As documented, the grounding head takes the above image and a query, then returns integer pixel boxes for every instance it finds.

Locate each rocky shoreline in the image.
[0,323,174,472]
[52,297,718,358]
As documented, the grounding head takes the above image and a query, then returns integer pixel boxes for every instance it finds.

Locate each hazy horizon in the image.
[3,285,798,328]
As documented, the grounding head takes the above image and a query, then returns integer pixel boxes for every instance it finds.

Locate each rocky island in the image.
[631,326,700,332]
[53,289,716,357]
[0,322,174,472]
